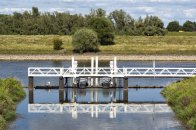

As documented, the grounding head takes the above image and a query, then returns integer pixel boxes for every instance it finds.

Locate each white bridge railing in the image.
[28,57,196,78]
[28,67,196,78]
[28,103,172,118]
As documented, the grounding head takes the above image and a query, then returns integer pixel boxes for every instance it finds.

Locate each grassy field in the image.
[0,35,196,55]
[167,32,196,36]
[162,77,196,130]
[0,78,25,130]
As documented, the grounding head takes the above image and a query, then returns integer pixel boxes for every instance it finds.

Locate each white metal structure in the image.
[28,57,196,78]
[28,103,172,118]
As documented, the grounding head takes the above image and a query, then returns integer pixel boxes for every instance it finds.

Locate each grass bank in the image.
[166,32,196,36]
[0,35,196,55]
[162,77,196,130]
[0,78,25,130]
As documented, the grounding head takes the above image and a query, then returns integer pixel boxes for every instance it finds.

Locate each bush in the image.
[72,28,99,53]
[0,78,25,129]
[162,77,196,130]
[88,17,115,45]
[53,38,63,50]
[144,26,167,36]
[0,116,6,130]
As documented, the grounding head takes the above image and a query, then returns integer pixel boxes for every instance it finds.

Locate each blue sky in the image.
[0,0,196,25]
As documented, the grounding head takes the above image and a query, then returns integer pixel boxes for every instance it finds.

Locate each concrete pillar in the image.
[123,77,128,103]
[113,78,116,87]
[124,77,128,90]
[28,77,34,104]
[59,77,64,103]
[65,77,68,87]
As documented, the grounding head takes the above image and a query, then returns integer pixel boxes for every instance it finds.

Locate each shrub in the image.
[162,77,196,130]
[0,78,25,128]
[72,28,99,53]
[0,116,6,130]
[53,38,63,50]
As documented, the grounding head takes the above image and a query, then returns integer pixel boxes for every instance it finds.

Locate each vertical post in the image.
[28,77,34,104]
[95,56,98,87]
[114,57,117,74]
[91,57,94,87]
[153,60,156,78]
[72,57,74,69]
[123,77,128,103]
[59,77,64,103]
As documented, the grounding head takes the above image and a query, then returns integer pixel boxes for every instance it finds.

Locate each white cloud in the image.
[183,9,196,18]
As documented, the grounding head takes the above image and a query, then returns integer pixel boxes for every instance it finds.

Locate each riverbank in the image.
[0,35,196,55]
[162,77,196,130]
[1,54,196,61]
[0,78,25,130]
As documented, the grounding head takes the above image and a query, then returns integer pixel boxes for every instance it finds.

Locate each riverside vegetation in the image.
[0,35,196,55]
[162,77,196,130]
[0,78,25,130]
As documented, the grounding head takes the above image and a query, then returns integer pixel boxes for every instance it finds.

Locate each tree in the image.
[183,20,195,32]
[32,7,40,17]
[143,15,166,36]
[89,8,106,17]
[109,9,135,34]
[167,21,180,32]
[72,28,99,53]
[88,17,114,45]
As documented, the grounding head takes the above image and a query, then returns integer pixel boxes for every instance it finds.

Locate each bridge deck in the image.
[28,67,196,78]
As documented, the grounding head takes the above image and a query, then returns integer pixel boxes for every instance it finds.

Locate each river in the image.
[1,60,194,130]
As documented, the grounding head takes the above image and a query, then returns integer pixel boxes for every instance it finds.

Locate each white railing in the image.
[28,67,196,78]
[28,103,172,118]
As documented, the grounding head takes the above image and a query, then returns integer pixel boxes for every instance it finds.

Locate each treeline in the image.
[167,20,196,32]
[0,7,166,36]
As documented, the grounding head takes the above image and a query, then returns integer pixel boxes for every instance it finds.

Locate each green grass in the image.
[0,35,196,55]
[162,77,196,130]
[167,32,196,36]
[0,78,25,130]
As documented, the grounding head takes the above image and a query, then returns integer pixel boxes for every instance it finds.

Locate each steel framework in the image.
[28,103,172,118]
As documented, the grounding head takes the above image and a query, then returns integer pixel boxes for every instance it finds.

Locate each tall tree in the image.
[32,7,40,17]
[167,21,180,32]
[109,9,134,34]
[88,17,114,45]
[183,20,195,32]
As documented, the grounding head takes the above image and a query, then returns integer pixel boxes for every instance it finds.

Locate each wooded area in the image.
[0,7,166,36]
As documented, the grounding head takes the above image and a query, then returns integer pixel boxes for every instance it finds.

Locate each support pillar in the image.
[123,77,128,103]
[113,78,116,87]
[28,77,34,104]
[65,77,68,87]
[59,77,64,103]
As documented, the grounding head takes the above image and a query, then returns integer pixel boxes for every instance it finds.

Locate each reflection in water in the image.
[28,103,172,119]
